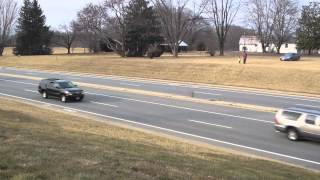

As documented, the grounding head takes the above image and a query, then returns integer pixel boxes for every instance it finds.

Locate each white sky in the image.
[17,0,103,29]
[17,0,314,29]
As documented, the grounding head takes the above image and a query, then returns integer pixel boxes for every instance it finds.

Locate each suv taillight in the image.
[274,117,280,125]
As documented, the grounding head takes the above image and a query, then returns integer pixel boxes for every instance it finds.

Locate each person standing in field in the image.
[243,50,248,64]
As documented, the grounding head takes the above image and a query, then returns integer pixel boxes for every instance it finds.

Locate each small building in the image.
[239,36,263,53]
[160,41,189,52]
[239,35,298,53]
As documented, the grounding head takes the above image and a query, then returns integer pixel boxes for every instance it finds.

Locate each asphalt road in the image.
[0,67,319,170]
[1,67,320,109]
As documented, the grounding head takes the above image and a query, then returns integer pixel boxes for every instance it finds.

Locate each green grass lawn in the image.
[0,99,319,179]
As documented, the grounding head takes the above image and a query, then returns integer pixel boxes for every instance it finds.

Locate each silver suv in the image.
[274,107,320,141]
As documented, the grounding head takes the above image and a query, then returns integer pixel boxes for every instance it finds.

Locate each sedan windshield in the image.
[58,81,76,89]
[285,53,294,57]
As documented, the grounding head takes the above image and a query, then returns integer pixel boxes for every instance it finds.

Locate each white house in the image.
[239,35,298,53]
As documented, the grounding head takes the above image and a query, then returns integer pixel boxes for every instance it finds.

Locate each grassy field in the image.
[1,48,320,95]
[0,98,319,179]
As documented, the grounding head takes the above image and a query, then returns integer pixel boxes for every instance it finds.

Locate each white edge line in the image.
[90,101,118,108]
[63,108,77,113]
[0,92,319,166]
[189,120,232,129]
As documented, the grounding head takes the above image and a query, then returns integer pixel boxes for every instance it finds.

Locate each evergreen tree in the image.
[296,2,320,55]
[124,0,163,57]
[14,0,52,55]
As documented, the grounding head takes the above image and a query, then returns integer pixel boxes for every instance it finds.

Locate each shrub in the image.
[147,46,163,59]
[207,49,216,56]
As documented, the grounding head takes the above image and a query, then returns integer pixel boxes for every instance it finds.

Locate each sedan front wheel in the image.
[61,95,67,103]
[42,91,48,99]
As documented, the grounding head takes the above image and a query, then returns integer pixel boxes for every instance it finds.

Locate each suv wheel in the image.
[287,128,299,141]
[42,91,48,99]
[61,95,67,103]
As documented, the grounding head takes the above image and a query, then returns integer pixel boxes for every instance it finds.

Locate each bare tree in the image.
[206,0,240,56]
[247,0,274,53]
[54,23,77,54]
[103,0,129,57]
[272,0,299,54]
[74,3,107,53]
[152,0,206,57]
[0,0,18,56]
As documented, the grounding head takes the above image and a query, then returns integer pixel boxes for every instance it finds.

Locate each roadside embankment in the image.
[0,98,319,179]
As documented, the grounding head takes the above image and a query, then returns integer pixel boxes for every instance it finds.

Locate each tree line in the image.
[0,0,319,57]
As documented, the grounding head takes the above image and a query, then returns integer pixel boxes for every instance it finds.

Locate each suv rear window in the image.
[282,111,301,121]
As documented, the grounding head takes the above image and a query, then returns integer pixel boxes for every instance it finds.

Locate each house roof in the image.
[179,41,188,47]
[161,41,189,47]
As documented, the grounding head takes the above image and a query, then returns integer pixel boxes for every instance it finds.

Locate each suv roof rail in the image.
[45,78,60,81]
[285,107,320,116]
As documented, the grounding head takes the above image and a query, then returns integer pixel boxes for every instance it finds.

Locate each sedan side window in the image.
[305,115,317,125]
[53,83,61,89]
[47,82,54,88]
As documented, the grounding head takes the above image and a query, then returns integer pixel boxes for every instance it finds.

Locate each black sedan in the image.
[38,79,84,102]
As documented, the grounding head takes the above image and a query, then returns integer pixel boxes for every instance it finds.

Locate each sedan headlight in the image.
[64,91,72,95]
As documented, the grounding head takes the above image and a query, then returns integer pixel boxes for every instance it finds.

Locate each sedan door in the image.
[47,82,60,97]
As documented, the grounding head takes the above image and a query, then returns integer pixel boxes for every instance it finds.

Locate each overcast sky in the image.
[17,0,103,29]
[17,0,315,29]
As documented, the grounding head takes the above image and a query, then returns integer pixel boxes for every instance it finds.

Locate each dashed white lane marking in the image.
[119,82,141,87]
[194,91,221,96]
[87,92,272,124]
[296,104,319,108]
[189,120,232,129]
[0,79,37,85]
[0,92,319,167]
[90,101,118,108]
[24,89,38,93]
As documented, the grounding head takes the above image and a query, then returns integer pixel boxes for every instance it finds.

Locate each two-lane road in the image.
[1,67,320,109]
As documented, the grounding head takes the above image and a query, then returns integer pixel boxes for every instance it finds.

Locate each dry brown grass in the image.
[0,98,319,179]
[0,50,319,94]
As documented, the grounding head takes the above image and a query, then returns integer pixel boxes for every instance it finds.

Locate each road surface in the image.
[0,67,319,170]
